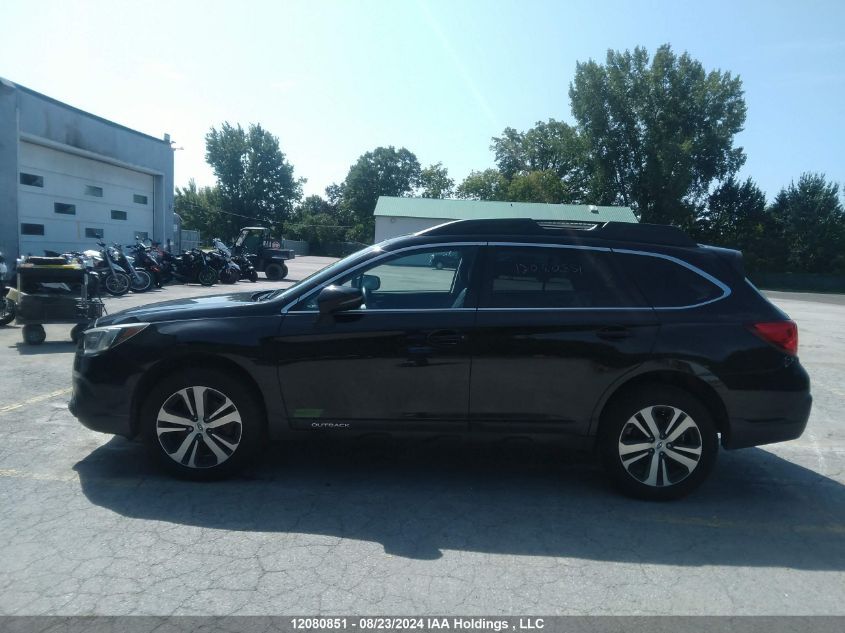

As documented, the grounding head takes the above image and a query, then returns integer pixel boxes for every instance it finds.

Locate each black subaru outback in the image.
[70,219,812,499]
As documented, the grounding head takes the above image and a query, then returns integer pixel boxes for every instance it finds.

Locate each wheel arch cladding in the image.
[594,370,730,444]
[131,353,267,437]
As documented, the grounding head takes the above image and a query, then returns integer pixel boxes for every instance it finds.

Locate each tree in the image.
[205,122,303,238]
[287,195,347,254]
[769,173,845,274]
[419,162,454,199]
[174,179,227,241]
[340,146,421,241]
[694,177,782,273]
[456,169,508,201]
[491,119,590,202]
[505,170,569,204]
[569,44,747,227]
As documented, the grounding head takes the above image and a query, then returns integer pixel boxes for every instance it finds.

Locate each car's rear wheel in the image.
[141,369,264,480]
[599,385,718,500]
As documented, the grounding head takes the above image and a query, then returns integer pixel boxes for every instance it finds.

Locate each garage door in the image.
[17,141,154,257]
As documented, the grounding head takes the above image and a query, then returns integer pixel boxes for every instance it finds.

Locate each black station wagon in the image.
[70,219,812,499]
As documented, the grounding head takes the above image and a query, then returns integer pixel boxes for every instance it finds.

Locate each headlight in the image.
[82,323,149,356]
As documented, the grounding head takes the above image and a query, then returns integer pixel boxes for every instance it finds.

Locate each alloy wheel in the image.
[156,386,243,469]
[617,405,703,487]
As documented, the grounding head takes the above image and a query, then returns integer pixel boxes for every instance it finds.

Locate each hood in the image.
[97,292,267,325]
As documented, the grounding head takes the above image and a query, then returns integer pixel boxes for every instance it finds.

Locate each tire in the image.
[249,270,258,283]
[129,269,154,293]
[103,272,131,296]
[220,269,238,284]
[599,384,718,500]
[22,324,46,345]
[264,263,284,281]
[0,297,15,326]
[141,369,264,480]
[197,267,217,287]
[70,323,86,344]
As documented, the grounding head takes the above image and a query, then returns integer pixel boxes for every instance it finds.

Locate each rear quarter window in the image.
[614,251,726,308]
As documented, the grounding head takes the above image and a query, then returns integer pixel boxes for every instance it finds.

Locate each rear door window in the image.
[613,252,726,308]
[481,246,644,309]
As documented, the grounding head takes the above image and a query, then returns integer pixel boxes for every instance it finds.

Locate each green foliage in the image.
[338,146,422,241]
[419,162,454,199]
[205,122,303,239]
[505,170,569,204]
[174,179,227,241]
[455,168,508,201]
[286,195,346,254]
[569,44,747,227]
[769,173,845,274]
[693,177,781,273]
[491,119,591,202]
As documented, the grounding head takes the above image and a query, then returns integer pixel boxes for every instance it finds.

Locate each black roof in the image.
[417,219,697,248]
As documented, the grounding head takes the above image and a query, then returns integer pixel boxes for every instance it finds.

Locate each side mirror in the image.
[360,274,381,291]
[317,285,364,315]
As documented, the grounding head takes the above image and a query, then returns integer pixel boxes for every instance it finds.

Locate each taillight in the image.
[749,321,798,355]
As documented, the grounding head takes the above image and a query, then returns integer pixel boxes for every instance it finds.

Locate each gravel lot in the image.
[0,257,843,615]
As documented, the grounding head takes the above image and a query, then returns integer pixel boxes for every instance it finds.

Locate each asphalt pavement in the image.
[0,258,843,615]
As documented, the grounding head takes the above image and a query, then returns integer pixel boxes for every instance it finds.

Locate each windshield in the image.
[262,243,383,302]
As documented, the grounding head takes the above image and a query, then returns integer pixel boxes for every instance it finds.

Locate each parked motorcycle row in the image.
[47,239,259,297]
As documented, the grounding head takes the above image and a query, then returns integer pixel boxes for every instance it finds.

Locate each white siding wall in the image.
[17,142,154,256]
[374,216,451,242]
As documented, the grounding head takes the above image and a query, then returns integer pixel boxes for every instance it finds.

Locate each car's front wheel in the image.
[141,369,264,480]
[599,385,718,500]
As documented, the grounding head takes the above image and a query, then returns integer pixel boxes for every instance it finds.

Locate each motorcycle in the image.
[214,238,258,283]
[0,250,15,326]
[127,241,164,288]
[111,243,153,293]
[210,238,241,284]
[156,248,217,286]
[93,242,132,296]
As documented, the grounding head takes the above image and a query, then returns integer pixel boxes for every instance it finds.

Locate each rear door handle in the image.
[597,326,632,340]
[427,329,465,346]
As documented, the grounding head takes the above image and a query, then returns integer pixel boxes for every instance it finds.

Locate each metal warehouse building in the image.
[0,78,174,264]
[373,196,637,241]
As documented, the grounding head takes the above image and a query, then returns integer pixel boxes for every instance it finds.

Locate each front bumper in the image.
[69,352,137,438]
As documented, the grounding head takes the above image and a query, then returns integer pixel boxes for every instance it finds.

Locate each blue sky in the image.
[1,0,842,200]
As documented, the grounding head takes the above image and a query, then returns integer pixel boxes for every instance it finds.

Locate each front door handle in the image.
[427,329,465,346]
[597,326,632,340]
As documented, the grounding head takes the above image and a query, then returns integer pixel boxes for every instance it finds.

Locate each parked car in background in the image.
[69,219,811,500]
[429,250,460,270]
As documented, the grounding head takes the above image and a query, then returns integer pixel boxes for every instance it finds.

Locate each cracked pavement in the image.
[0,260,844,615]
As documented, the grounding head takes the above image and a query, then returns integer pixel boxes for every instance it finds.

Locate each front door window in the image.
[296,246,478,311]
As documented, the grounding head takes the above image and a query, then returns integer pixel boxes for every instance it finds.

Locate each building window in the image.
[133,194,148,205]
[111,210,127,220]
[54,202,76,215]
[85,185,104,197]
[21,223,45,236]
[20,173,44,187]
[85,228,104,239]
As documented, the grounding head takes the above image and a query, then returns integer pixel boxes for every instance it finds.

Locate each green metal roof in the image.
[373,196,637,223]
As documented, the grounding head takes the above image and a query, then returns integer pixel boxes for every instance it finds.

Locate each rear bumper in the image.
[723,390,812,449]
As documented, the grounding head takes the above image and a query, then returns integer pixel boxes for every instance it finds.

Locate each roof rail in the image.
[417,218,696,247]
